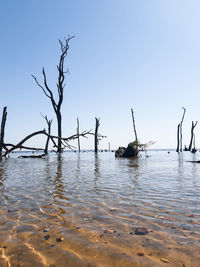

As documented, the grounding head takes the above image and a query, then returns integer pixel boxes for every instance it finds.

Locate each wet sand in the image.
[0,204,200,267]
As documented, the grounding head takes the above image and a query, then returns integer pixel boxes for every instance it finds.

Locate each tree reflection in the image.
[53,155,65,199]
[94,153,100,189]
[0,158,6,192]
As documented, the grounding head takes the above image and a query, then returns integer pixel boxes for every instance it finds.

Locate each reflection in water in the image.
[94,153,100,190]
[177,151,184,167]
[0,151,199,266]
[0,158,6,192]
[53,155,64,198]
[76,153,81,178]
[48,156,68,227]
[127,158,140,206]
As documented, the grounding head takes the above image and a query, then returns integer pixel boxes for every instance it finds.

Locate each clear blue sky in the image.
[1,0,200,150]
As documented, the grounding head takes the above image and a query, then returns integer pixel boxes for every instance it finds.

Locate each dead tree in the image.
[32,36,74,153]
[94,118,100,153]
[131,108,138,142]
[176,107,186,152]
[4,130,47,157]
[188,121,198,151]
[176,124,180,152]
[41,114,53,154]
[3,129,94,158]
[76,117,80,152]
[180,107,186,152]
[108,142,110,151]
[0,107,7,156]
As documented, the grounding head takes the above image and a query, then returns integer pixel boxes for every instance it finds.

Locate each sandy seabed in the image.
[0,207,199,267]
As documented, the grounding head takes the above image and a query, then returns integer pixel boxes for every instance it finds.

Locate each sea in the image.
[0,150,199,266]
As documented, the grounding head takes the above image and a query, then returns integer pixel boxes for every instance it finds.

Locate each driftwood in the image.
[32,36,74,153]
[18,154,46,158]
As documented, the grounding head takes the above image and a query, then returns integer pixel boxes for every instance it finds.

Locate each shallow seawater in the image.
[0,151,200,266]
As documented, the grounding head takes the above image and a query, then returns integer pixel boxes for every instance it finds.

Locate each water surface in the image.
[0,151,200,266]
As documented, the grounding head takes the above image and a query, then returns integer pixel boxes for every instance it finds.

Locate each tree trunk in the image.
[44,118,52,155]
[32,36,74,155]
[131,108,138,142]
[0,107,7,156]
[176,124,180,152]
[180,107,186,152]
[57,112,62,153]
[188,121,198,151]
[77,117,80,152]
[94,118,100,153]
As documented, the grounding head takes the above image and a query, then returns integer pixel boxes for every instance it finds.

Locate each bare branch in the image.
[4,130,46,157]
[32,75,51,99]
[2,126,105,157]
[4,144,44,151]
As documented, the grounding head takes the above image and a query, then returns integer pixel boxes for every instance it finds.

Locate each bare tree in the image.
[180,107,186,152]
[0,107,7,156]
[77,117,80,152]
[32,36,74,153]
[41,114,53,154]
[176,124,180,152]
[176,107,186,152]
[188,121,198,151]
[94,118,100,153]
[131,108,138,142]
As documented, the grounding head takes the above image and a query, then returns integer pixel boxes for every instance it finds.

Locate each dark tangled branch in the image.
[2,128,104,157]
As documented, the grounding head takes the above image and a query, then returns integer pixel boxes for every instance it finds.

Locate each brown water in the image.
[0,151,200,266]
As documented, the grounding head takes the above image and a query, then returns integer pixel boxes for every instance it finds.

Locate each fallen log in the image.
[186,160,200,163]
[18,154,46,158]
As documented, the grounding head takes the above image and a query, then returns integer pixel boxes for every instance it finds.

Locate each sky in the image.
[1,0,200,150]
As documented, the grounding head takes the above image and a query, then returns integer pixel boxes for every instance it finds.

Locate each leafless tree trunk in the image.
[188,121,198,151]
[42,115,53,154]
[0,107,7,156]
[95,118,100,153]
[176,124,180,152]
[77,117,80,152]
[32,36,74,153]
[180,107,186,152]
[131,108,138,142]
[108,142,110,151]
